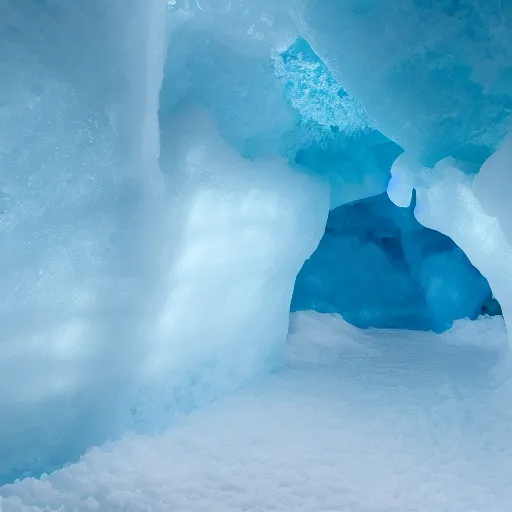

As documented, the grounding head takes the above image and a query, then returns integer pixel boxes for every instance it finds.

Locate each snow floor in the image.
[1,311,511,512]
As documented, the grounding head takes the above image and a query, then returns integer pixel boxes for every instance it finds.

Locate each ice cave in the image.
[1,1,512,510]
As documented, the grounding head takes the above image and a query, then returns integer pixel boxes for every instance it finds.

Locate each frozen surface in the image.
[0,0,167,483]
[1,1,332,482]
[1,312,510,512]
[289,0,512,166]
[3,0,512,494]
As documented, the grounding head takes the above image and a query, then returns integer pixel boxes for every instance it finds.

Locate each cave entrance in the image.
[291,191,502,333]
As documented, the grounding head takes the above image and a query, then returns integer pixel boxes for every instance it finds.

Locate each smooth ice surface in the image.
[293,193,492,331]
[1,312,509,512]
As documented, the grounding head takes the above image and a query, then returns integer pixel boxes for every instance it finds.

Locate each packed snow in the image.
[1,312,509,511]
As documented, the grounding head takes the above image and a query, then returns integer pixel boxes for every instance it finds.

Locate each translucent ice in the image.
[288,0,512,166]
[0,0,167,482]
[388,141,512,348]
[164,7,392,209]
[137,104,329,418]
[293,193,492,331]
[277,37,403,210]
[3,0,512,494]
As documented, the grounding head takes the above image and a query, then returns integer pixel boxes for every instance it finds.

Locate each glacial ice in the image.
[292,193,493,332]
[1,0,331,481]
[0,0,168,482]
[288,0,512,166]
[141,104,328,416]
[1,0,512,505]
[388,142,512,362]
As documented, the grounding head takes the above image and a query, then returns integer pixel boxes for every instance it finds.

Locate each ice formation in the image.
[292,193,493,332]
[1,0,330,481]
[1,0,512,502]
[144,103,328,412]
[288,0,512,166]
[0,0,169,482]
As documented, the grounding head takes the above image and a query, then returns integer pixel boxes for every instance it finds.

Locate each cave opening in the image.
[291,190,502,333]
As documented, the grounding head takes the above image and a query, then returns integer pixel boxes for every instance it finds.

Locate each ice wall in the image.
[0,0,168,481]
[288,0,512,166]
[286,0,512,353]
[388,142,512,356]
[0,0,332,482]
[134,105,328,422]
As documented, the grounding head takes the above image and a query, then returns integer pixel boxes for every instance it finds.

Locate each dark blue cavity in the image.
[292,192,497,332]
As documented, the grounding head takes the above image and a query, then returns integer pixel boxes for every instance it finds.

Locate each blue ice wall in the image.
[292,193,495,332]
[278,31,503,332]
[281,37,496,330]
[0,0,166,484]
[279,38,399,209]
[2,0,510,488]
[289,0,512,167]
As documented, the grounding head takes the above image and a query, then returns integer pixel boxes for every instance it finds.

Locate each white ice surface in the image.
[139,105,329,408]
[1,311,510,512]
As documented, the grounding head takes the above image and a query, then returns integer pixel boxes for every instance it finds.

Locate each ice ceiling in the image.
[1,0,512,484]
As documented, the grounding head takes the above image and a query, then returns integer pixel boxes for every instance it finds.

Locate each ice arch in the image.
[0,0,331,483]
[387,142,512,365]
[1,0,511,487]
[287,0,512,358]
